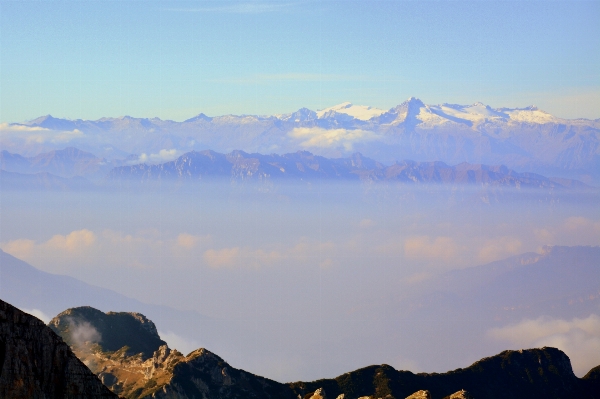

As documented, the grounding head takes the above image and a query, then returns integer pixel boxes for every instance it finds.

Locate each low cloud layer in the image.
[133,149,180,164]
[478,236,523,263]
[158,330,199,356]
[404,235,458,262]
[21,308,52,324]
[289,127,380,152]
[0,229,212,274]
[488,314,600,376]
[0,123,84,144]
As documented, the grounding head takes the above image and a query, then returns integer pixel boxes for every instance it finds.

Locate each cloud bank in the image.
[289,127,380,152]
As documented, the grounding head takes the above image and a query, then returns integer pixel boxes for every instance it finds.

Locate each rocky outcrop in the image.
[50,306,296,399]
[405,391,431,399]
[148,347,295,399]
[0,299,116,399]
[442,390,471,399]
[49,306,167,359]
[48,306,600,399]
[308,388,327,399]
[290,347,600,399]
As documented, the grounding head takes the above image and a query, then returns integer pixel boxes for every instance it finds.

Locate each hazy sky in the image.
[1,0,599,122]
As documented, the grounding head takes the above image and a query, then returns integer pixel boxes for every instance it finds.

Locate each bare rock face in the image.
[405,391,432,399]
[444,390,472,399]
[49,306,166,359]
[149,347,295,399]
[50,306,297,398]
[0,299,117,399]
[308,387,327,399]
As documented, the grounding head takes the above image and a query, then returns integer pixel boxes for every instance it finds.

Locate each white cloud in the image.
[488,314,600,376]
[21,308,52,324]
[532,216,600,247]
[0,239,36,261]
[68,319,102,347]
[404,236,458,261]
[0,229,211,274]
[158,330,199,356]
[203,246,283,269]
[289,127,380,151]
[134,149,180,164]
[174,233,211,250]
[203,247,241,269]
[0,123,48,132]
[478,236,522,263]
[46,229,97,253]
[0,123,84,144]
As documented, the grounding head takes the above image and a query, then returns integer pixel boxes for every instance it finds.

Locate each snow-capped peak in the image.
[316,102,386,121]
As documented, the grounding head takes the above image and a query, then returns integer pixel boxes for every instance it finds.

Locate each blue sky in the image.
[1,0,599,122]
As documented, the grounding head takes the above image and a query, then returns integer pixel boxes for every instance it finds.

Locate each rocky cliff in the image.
[50,306,294,399]
[48,305,600,399]
[0,299,117,399]
[291,347,600,399]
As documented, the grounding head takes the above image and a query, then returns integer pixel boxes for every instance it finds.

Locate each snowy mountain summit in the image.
[5,97,599,183]
[316,102,387,121]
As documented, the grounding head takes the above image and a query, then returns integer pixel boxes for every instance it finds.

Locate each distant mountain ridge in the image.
[0,169,94,190]
[2,147,589,190]
[107,149,588,190]
[7,98,600,182]
[0,147,122,179]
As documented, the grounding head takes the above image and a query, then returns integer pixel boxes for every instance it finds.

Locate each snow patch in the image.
[316,102,386,121]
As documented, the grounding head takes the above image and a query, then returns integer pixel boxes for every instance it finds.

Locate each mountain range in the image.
[5,98,599,183]
[106,149,589,190]
[46,304,600,399]
[4,297,599,398]
[1,147,592,194]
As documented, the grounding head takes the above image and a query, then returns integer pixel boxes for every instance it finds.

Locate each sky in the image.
[1,0,599,122]
[1,0,600,385]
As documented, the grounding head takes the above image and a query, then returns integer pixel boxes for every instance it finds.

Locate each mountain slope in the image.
[290,347,600,399]
[50,307,296,399]
[49,305,600,399]
[0,299,117,398]
[0,249,214,352]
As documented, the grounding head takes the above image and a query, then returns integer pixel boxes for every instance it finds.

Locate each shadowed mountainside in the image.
[0,299,117,399]
[49,305,600,399]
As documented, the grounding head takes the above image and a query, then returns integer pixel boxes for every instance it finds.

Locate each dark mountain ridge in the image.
[0,299,117,398]
[48,304,600,399]
[107,149,589,190]
[0,147,107,177]
[2,146,591,190]
[0,169,95,190]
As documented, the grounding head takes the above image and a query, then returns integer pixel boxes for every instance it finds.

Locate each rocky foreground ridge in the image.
[0,299,117,399]
[46,305,600,399]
